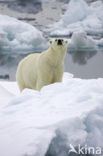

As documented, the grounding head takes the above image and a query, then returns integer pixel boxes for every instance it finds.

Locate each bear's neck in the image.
[47,47,65,67]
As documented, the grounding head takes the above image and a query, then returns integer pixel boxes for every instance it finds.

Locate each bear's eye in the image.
[55,39,57,42]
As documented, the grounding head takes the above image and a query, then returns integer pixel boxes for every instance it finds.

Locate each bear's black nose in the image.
[58,39,62,45]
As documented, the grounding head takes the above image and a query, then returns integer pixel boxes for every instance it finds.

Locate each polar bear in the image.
[16,38,68,91]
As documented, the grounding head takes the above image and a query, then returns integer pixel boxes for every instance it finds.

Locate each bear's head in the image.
[49,38,68,52]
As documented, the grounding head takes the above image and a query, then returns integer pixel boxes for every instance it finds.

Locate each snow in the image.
[49,0,103,38]
[61,31,97,50]
[69,30,97,50]
[0,15,48,53]
[0,81,20,96]
[60,0,90,26]
[0,72,103,156]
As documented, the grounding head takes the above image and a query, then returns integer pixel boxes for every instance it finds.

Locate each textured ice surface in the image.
[69,30,97,50]
[49,0,103,37]
[0,73,103,156]
[0,15,48,53]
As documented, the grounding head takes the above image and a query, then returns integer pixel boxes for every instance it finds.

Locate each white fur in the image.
[16,39,68,91]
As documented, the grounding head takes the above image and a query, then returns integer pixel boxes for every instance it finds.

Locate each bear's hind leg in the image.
[36,81,44,91]
[17,80,26,92]
[36,80,50,91]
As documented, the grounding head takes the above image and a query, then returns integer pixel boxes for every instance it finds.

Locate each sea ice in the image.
[0,15,48,53]
[0,73,103,156]
[49,0,103,37]
[96,38,103,47]
[70,31,97,49]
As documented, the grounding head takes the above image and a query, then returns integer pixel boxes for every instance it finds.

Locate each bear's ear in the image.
[49,40,52,45]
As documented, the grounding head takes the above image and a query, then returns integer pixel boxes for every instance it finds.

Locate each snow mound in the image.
[60,0,90,26]
[0,84,13,98]
[0,15,48,53]
[49,0,103,37]
[69,30,97,50]
[0,81,20,96]
[0,73,103,156]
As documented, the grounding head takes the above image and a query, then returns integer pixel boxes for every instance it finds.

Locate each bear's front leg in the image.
[36,66,53,91]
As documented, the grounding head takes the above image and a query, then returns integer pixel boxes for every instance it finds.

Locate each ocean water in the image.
[0,47,103,81]
[0,0,103,81]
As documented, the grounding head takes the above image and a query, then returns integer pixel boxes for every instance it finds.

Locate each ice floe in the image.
[0,15,48,53]
[49,0,103,38]
[0,72,103,156]
[68,30,97,50]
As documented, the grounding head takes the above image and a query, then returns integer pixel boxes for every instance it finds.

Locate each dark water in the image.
[65,48,103,79]
[0,48,103,81]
